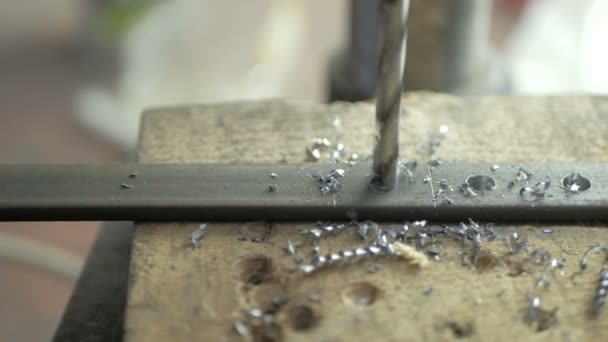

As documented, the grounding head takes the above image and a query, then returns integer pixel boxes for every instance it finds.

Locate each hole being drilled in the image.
[465,175,496,194]
[561,173,591,193]
[445,321,475,339]
[237,255,274,285]
[287,305,317,331]
[341,282,380,306]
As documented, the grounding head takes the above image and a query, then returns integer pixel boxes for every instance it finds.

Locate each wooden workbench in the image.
[125,93,608,341]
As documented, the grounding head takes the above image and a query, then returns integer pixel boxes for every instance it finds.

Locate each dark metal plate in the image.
[0,162,605,222]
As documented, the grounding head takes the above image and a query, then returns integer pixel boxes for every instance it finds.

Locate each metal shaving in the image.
[299,243,393,274]
[426,164,437,207]
[313,137,330,148]
[427,245,442,261]
[523,293,558,332]
[425,161,443,206]
[505,232,527,255]
[316,169,346,195]
[283,240,297,255]
[459,182,477,197]
[293,218,505,275]
[120,183,133,189]
[311,239,320,257]
[594,266,608,316]
[269,172,278,179]
[519,180,551,201]
[535,273,550,289]
[535,257,566,288]
[307,147,322,161]
[355,220,379,240]
[296,219,502,275]
[248,308,264,319]
[459,220,497,244]
[543,228,553,235]
[571,244,608,285]
[390,219,498,254]
[490,164,499,172]
[508,167,534,189]
[191,224,207,247]
[516,167,534,182]
[298,238,428,274]
[283,240,304,264]
[579,245,608,271]
[393,220,428,243]
[305,117,361,163]
[436,179,454,205]
[438,179,453,192]
[234,320,250,336]
[569,245,608,316]
[300,221,348,239]
[529,293,540,310]
[233,303,284,340]
[306,137,330,161]
[548,258,565,269]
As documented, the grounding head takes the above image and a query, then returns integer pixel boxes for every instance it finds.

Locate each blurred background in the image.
[0,0,605,340]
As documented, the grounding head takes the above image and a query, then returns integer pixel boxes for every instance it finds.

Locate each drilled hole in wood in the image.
[252,323,283,342]
[237,255,274,285]
[287,305,317,331]
[465,175,496,193]
[445,321,475,339]
[341,282,380,306]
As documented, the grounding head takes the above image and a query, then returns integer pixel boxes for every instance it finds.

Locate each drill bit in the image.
[372,0,409,191]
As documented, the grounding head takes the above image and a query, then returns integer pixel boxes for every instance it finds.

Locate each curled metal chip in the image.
[191,224,207,247]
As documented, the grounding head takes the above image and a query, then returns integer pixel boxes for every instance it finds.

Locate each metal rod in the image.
[372,0,409,191]
[0,162,606,222]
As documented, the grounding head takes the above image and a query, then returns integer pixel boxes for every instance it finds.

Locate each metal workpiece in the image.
[372,0,409,191]
[0,162,606,222]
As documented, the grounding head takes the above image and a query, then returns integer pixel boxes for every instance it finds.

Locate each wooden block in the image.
[125,93,608,341]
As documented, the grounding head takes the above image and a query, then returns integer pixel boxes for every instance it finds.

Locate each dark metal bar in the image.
[372,0,409,190]
[0,162,606,222]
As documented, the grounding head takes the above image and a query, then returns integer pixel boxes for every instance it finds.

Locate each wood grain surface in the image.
[126,93,608,341]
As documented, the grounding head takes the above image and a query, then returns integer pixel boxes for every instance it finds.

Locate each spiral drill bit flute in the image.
[371,0,409,191]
